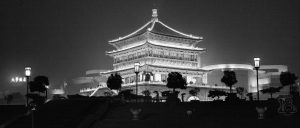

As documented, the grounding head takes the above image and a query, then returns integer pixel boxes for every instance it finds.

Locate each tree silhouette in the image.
[261,87,282,99]
[280,72,298,95]
[29,76,49,93]
[106,73,123,92]
[208,90,227,100]
[166,72,187,93]
[27,76,49,108]
[221,71,237,93]
[34,76,49,86]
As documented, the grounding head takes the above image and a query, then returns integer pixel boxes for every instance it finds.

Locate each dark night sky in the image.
[1,0,300,93]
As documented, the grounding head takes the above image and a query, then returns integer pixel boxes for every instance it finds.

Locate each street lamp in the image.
[254,58,260,100]
[25,67,31,106]
[134,62,140,102]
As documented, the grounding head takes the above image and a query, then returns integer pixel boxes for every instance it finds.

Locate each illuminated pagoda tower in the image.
[80,9,229,101]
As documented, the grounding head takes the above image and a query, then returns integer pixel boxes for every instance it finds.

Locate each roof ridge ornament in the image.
[152,9,158,18]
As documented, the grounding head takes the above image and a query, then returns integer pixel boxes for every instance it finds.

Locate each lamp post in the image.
[254,58,260,101]
[45,85,49,100]
[25,67,31,106]
[134,62,140,103]
[31,105,36,128]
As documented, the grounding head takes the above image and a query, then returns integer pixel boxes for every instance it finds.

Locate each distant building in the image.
[71,9,289,101]
[202,64,289,100]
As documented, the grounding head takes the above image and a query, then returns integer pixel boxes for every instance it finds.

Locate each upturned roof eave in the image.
[106,41,205,55]
[100,64,208,75]
[108,17,203,43]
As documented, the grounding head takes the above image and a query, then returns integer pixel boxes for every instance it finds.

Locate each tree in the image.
[34,76,49,86]
[29,81,46,93]
[106,73,123,92]
[166,72,187,93]
[221,70,237,93]
[29,76,49,93]
[27,76,50,108]
[280,72,298,95]
[208,90,227,100]
[261,87,282,99]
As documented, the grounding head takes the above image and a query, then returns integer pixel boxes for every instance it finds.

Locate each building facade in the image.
[77,9,229,101]
[202,64,289,100]
[74,9,289,101]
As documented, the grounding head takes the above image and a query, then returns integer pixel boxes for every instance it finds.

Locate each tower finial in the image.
[152,9,158,18]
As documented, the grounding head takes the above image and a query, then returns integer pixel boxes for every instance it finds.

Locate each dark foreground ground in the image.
[0,98,299,128]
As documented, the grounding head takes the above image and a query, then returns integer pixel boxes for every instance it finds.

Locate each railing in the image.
[188,84,230,89]
[79,82,229,93]
[80,86,106,93]
[114,53,197,64]
[122,81,165,87]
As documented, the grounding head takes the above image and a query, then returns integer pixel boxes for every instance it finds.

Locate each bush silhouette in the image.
[208,89,227,100]
[261,87,282,99]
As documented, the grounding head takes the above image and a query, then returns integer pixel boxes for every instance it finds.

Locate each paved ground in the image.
[1,98,299,128]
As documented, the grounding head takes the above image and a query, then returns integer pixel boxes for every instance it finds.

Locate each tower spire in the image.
[152,9,158,18]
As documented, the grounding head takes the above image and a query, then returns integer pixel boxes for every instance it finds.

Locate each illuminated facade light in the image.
[19,77,23,82]
[11,76,27,83]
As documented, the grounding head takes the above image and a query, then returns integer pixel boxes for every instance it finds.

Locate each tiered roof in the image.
[107,40,205,54]
[108,9,203,43]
